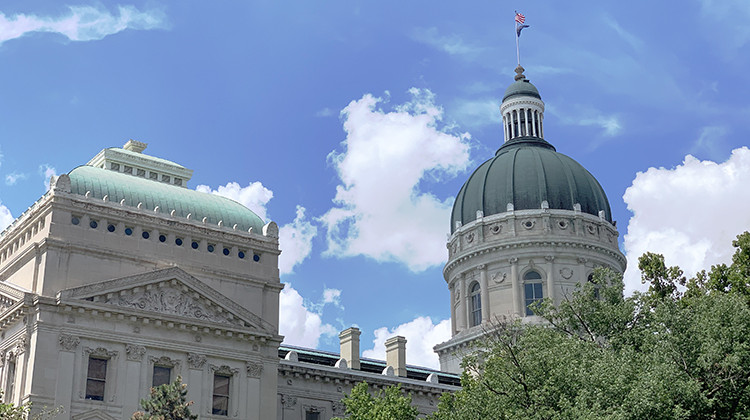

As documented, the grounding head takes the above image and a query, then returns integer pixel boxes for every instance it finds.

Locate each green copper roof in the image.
[109,147,187,169]
[68,166,265,232]
[502,79,541,101]
[451,137,612,233]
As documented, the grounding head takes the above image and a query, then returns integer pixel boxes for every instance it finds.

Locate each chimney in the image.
[385,336,407,377]
[339,327,361,370]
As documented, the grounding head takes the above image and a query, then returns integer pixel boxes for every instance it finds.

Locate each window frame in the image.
[523,270,544,316]
[85,356,108,401]
[212,373,231,416]
[469,281,482,327]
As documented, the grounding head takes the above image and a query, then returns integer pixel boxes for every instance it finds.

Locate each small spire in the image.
[514,65,526,81]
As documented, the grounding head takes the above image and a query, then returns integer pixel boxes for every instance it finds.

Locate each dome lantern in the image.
[501,65,545,142]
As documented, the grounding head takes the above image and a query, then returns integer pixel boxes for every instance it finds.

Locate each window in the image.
[137,168,146,177]
[71,216,80,225]
[238,251,245,259]
[85,357,107,401]
[212,374,230,416]
[149,172,158,180]
[162,175,171,183]
[124,166,133,174]
[90,220,98,229]
[142,231,150,240]
[524,270,544,316]
[253,254,260,262]
[207,244,215,253]
[306,411,321,420]
[125,227,133,236]
[191,241,199,249]
[159,234,167,243]
[110,163,120,171]
[152,365,171,387]
[470,282,481,327]
[175,238,183,246]
[223,248,230,256]
[5,359,16,401]
[107,224,116,233]
[174,178,182,186]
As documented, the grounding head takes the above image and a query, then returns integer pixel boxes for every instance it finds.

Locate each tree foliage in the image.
[131,376,198,420]
[0,394,62,420]
[430,232,750,420]
[333,381,419,420]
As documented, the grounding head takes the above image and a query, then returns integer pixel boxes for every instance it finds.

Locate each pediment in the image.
[72,409,118,420]
[0,282,26,314]
[58,267,273,333]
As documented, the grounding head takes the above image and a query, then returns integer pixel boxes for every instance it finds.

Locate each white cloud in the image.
[5,172,26,186]
[278,206,318,275]
[320,88,471,272]
[698,0,750,50]
[322,288,343,309]
[362,316,451,370]
[622,147,750,294]
[547,104,622,139]
[691,125,728,159]
[452,98,500,128]
[196,181,273,222]
[315,107,335,117]
[410,27,484,59]
[0,201,13,231]
[279,283,337,348]
[0,5,167,45]
[39,164,56,190]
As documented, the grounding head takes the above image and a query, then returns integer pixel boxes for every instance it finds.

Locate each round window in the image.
[238,251,245,259]
[107,224,116,233]
[191,241,199,249]
[142,231,150,239]
[223,248,230,256]
[175,238,183,246]
[71,216,80,225]
[89,220,98,229]
[159,234,166,242]
[125,227,133,236]
[253,254,260,262]
[207,244,215,253]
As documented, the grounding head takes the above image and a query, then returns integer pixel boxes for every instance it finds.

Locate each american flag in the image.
[515,12,526,24]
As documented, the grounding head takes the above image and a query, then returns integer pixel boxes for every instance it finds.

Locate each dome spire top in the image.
[514,65,526,81]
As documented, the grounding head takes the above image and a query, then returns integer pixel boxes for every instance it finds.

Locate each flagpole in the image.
[515,21,520,66]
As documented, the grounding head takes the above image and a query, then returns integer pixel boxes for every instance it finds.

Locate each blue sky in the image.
[1,1,749,368]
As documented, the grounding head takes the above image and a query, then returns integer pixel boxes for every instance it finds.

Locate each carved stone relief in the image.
[559,267,574,279]
[281,395,297,409]
[489,223,502,234]
[187,352,206,369]
[492,271,507,284]
[246,361,263,378]
[126,345,146,362]
[59,334,80,351]
[102,287,241,326]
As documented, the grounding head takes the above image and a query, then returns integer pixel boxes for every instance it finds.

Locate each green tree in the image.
[430,233,750,419]
[131,376,198,420]
[333,381,419,420]
[0,394,62,420]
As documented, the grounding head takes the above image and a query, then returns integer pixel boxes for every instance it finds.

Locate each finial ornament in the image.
[514,65,526,81]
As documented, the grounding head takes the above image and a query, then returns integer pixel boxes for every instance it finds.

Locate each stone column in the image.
[124,344,146,417]
[449,284,457,334]
[545,256,556,305]
[458,275,467,330]
[463,273,472,328]
[510,258,520,317]
[55,335,79,415]
[478,265,490,323]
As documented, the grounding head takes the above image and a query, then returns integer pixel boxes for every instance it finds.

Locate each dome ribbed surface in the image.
[451,137,612,233]
[68,166,265,233]
[503,79,541,101]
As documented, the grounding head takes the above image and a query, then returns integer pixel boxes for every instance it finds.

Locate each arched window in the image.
[523,270,543,316]
[588,273,600,299]
[470,282,482,327]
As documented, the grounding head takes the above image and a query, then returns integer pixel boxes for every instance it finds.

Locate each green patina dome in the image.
[503,79,541,101]
[68,165,265,232]
[451,137,612,233]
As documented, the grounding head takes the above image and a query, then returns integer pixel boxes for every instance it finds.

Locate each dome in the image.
[503,78,541,101]
[67,165,265,233]
[451,137,612,233]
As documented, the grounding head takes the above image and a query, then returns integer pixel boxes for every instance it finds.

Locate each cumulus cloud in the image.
[279,283,338,348]
[362,316,451,370]
[320,88,471,272]
[196,181,273,222]
[39,164,56,190]
[5,172,26,186]
[0,201,13,231]
[0,5,167,45]
[622,147,750,294]
[278,206,318,275]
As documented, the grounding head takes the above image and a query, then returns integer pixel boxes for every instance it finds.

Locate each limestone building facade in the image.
[435,67,627,373]
[0,140,457,420]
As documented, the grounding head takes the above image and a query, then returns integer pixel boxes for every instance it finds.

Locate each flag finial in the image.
[514,65,526,81]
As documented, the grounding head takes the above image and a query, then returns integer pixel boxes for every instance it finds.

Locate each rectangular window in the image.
[152,366,171,387]
[5,359,16,401]
[137,168,146,177]
[123,165,133,174]
[306,411,321,420]
[174,178,182,186]
[524,283,543,316]
[162,175,171,183]
[110,163,120,171]
[149,172,158,180]
[85,357,107,401]
[212,374,230,416]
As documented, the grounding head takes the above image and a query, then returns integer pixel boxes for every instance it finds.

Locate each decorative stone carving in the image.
[521,219,535,230]
[577,257,588,265]
[126,345,146,361]
[332,401,346,415]
[560,267,574,279]
[545,255,555,262]
[14,337,27,355]
[210,364,239,376]
[281,394,297,409]
[509,257,518,264]
[489,224,502,234]
[85,347,118,359]
[466,232,475,243]
[59,334,80,351]
[586,224,597,235]
[492,271,507,284]
[476,264,486,272]
[557,219,569,230]
[246,361,263,378]
[187,352,206,369]
[103,287,241,326]
[150,355,179,369]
